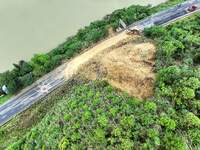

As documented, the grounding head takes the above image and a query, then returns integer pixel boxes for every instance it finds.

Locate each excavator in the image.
[125,27,140,35]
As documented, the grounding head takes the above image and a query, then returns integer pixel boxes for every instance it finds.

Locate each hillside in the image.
[1,0,200,149]
[6,78,200,149]
[80,37,155,99]
[3,13,200,149]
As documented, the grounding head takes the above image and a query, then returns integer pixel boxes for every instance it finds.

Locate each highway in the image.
[129,0,200,30]
[0,63,67,126]
[1,0,200,126]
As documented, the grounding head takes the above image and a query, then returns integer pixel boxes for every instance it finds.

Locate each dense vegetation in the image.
[0,80,78,149]
[3,0,200,149]
[144,13,200,112]
[6,80,199,149]
[144,13,200,149]
[0,0,185,97]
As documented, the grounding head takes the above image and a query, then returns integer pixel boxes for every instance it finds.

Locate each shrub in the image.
[188,129,200,147]
[144,26,167,38]
[144,102,157,112]
[159,115,176,130]
[161,133,187,150]
[184,112,200,128]
[59,137,69,150]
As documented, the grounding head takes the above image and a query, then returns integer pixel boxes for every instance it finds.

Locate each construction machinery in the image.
[125,27,140,35]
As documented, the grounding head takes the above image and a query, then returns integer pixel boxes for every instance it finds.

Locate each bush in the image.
[161,133,187,150]
[157,65,200,108]
[59,137,69,150]
[184,112,200,128]
[159,115,176,130]
[144,26,167,38]
[2,81,171,149]
[188,129,200,147]
[19,73,34,88]
[144,101,157,112]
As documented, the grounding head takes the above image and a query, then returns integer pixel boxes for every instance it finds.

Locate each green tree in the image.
[30,54,51,77]
[13,60,33,76]
[144,26,167,38]
[0,71,20,94]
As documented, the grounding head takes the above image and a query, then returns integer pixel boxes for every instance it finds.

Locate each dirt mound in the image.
[64,32,133,79]
[80,38,156,99]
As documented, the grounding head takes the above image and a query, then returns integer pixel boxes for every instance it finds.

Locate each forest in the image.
[1,0,200,149]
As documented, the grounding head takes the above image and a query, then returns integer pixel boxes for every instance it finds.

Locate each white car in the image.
[2,85,9,95]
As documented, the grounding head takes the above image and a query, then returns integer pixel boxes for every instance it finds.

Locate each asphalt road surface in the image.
[0,63,67,126]
[1,0,200,126]
[129,0,200,30]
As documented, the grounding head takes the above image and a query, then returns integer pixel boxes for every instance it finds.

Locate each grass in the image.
[0,95,11,105]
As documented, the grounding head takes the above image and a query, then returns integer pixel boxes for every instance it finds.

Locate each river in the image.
[0,0,166,72]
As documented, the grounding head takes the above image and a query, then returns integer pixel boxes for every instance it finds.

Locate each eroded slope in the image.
[80,38,156,99]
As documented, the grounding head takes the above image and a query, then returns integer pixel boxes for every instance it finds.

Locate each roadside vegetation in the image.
[0,0,185,103]
[6,79,200,149]
[0,94,11,105]
[144,13,200,113]
[2,0,200,149]
[4,11,200,149]
[0,78,83,148]
[144,13,200,149]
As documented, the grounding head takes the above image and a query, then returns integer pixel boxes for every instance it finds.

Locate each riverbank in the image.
[0,0,185,106]
[2,0,200,149]
[0,0,167,72]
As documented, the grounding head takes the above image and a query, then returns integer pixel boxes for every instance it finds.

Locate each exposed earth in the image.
[63,31,156,99]
[79,37,156,99]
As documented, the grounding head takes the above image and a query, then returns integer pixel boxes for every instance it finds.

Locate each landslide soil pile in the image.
[64,32,130,79]
[79,37,156,99]
[63,30,156,99]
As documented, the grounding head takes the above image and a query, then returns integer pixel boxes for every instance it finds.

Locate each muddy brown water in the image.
[0,0,166,72]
